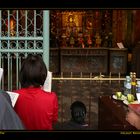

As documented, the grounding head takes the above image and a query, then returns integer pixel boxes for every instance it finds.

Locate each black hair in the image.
[70,101,86,124]
[19,54,47,88]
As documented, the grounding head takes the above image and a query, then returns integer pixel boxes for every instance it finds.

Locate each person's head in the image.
[70,101,86,124]
[19,54,47,88]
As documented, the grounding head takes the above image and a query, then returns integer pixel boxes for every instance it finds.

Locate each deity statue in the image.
[95,32,101,47]
[87,35,92,48]
[78,32,85,48]
[69,31,75,48]
[86,19,93,35]
[108,32,113,48]
[61,32,67,47]
[66,14,77,38]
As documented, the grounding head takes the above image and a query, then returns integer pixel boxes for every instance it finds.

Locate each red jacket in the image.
[14,87,58,130]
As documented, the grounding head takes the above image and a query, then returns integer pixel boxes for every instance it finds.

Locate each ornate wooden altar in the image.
[60,48,108,74]
[50,48,128,75]
[109,48,128,75]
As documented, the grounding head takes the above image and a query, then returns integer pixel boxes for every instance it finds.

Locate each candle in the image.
[109,72,111,84]
[118,72,121,84]
[118,72,120,78]
[10,19,15,36]
[71,72,73,78]
[61,72,63,78]
[100,72,102,78]
[90,73,92,78]
[109,72,111,78]
[80,72,82,78]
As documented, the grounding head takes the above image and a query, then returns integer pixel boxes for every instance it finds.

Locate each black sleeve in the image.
[0,90,12,106]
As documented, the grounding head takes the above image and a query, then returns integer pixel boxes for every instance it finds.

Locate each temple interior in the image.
[1,9,140,130]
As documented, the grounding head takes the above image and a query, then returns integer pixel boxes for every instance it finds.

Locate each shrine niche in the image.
[49,10,130,76]
[50,10,113,49]
[61,11,85,48]
[62,11,83,34]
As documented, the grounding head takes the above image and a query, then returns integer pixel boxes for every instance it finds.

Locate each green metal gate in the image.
[0,10,50,91]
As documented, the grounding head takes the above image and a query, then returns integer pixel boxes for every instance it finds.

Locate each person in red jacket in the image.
[14,54,58,130]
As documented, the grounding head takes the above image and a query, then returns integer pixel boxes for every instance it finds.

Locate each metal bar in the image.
[0,37,43,40]
[1,56,4,90]
[16,53,19,89]
[15,11,19,90]
[0,49,43,53]
[52,77,126,80]
[0,11,1,67]
[25,10,28,57]
[18,55,22,89]
[43,10,49,69]
[34,10,36,50]
[25,10,28,43]
[8,10,10,49]
[52,77,140,81]
[16,10,19,50]
[7,11,10,90]
[16,10,19,37]
[8,53,10,90]
[10,55,12,90]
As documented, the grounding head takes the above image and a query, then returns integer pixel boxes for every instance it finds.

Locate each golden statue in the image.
[95,32,101,47]
[66,14,77,38]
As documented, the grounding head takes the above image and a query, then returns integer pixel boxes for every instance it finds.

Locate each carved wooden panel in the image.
[61,48,108,74]
[109,48,128,75]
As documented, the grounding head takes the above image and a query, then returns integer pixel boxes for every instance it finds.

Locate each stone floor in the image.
[51,79,124,130]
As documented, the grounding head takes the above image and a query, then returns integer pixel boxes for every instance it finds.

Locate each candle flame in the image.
[10,19,15,36]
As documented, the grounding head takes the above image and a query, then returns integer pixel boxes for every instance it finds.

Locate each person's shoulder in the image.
[13,88,26,94]
[0,90,12,104]
[14,89,22,93]
[42,91,58,99]
[0,92,6,102]
[43,91,57,95]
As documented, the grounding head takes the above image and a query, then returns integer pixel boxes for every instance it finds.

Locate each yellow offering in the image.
[116,92,122,99]
[127,94,134,103]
